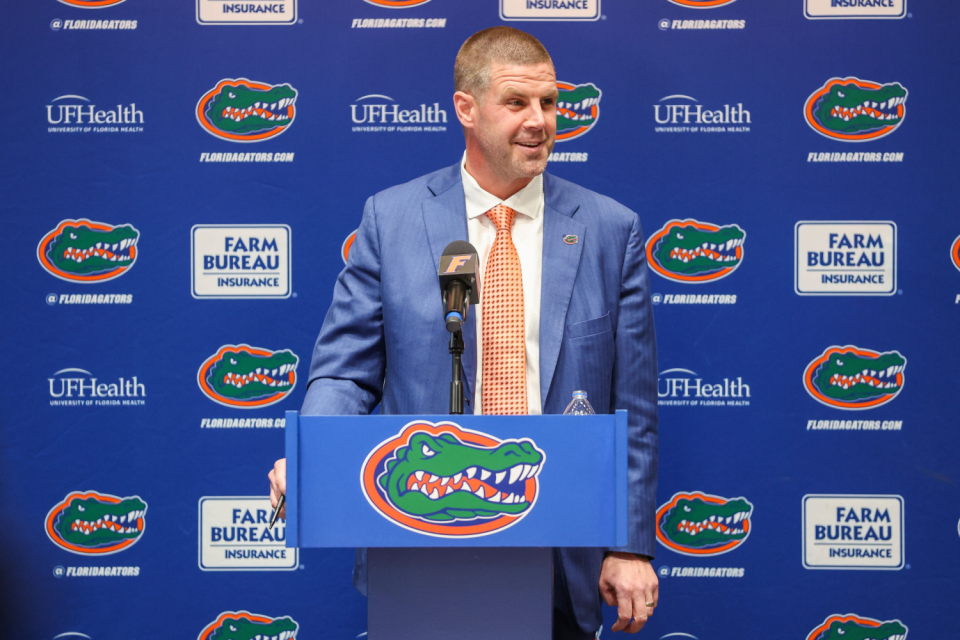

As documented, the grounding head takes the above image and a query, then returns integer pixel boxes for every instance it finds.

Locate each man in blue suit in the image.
[270,26,658,638]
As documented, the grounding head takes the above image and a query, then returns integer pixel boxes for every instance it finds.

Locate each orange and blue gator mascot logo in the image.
[361,421,545,537]
[804,345,906,410]
[805,77,907,142]
[656,491,753,556]
[45,491,147,555]
[806,614,908,640]
[197,612,299,640]
[197,79,297,143]
[646,219,745,283]
[951,235,960,272]
[37,219,139,283]
[668,0,737,6]
[197,344,299,408]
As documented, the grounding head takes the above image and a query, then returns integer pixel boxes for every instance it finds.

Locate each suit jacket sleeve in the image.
[301,195,386,417]
[610,213,659,558]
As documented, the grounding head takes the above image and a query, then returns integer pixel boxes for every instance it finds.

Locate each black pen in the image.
[268,494,285,530]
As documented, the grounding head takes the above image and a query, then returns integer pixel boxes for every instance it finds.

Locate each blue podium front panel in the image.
[287,412,628,548]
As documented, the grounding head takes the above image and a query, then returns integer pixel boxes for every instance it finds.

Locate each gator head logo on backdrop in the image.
[646,219,745,283]
[362,421,545,537]
[197,79,297,142]
[197,612,298,640]
[45,491,147,555]
[197,344,299,408]
[668,0,738,7]
[656,491,753,556]
[59,0,127,8]
[556,82,601,141]
[804,345,906,410]
[806,614,908,640]
[805,78,907,142]
[365,0,431,6]
[951,235,960,272]
[37,219,139,283]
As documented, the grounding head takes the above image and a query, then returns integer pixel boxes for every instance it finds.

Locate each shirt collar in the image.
[460,151,543,221]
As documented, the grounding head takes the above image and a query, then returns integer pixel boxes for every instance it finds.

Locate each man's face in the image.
[472,62,558,182]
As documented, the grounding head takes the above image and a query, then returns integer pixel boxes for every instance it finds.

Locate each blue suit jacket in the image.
[302,162,658,633]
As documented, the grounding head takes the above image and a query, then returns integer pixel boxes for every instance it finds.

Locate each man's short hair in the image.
[454,27,554,99]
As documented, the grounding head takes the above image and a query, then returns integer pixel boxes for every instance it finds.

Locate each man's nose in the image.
[523,103,546,129]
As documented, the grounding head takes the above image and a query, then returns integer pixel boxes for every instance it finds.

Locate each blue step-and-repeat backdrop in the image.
[1,0,958,637]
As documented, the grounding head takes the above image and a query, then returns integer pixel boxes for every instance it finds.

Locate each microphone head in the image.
[442,240,477,257]
[439,241,479,305]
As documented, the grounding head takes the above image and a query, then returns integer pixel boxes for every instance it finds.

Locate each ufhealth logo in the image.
[198,497,297,571]
[556,82,601,142]
[191,225,291,299]
[49,368,146,407]
[654,95,751,132]
[38,219,139,283]
[197,612,298,640]
[803,495,904,569]
[197,79,297,142]
[500,0,600,22]
[805,78,907,142]
[342,230,358,264]
[668,0,737,7]
[197,0,296,25]
[951,234,960,272]
[795,221,896,296]
[656,491,753,556]
[804,346,905,410]
[350,94,448,132]
[47,95,144,132]
[198,345,299,408]
[647,219,745,283]
[806,615,908,640]
[805,0,906,20]
[361,420,545,537]
[45,491,147,555]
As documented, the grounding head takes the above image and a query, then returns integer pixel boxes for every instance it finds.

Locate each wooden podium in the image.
[284,410,627,639]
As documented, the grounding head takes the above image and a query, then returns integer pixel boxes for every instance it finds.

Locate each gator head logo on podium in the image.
[646,219,745,283]
[362,421,546,537]
[197,344,299,408]
[804,346,906,410]
[197,612,298,640]
[37,219,139,283]
[656,491,753,556]
[951,235,960,272]
[556,82,601,142]
[45,491,147,555]
[197,79,297,142]
[805,614,908,640]
[805,78,907,142]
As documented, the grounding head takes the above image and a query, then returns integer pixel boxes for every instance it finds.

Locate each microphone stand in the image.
[449,330,464,415]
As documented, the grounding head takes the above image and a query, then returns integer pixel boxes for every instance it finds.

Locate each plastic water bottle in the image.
[564,390,596,415]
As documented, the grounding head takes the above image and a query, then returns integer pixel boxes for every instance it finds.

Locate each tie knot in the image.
[486,204,517,231]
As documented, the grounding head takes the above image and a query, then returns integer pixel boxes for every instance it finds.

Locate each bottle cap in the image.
[572,390,588,398]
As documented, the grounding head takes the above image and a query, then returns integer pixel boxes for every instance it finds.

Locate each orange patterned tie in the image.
[481,204,528,415]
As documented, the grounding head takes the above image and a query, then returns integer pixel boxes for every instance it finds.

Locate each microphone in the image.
[439,241,480,333]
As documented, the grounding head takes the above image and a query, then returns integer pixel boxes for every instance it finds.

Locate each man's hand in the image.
[268,458,287,519]
[599,552,659,633]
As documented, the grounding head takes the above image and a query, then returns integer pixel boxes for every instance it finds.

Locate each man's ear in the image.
[453,91,477,129]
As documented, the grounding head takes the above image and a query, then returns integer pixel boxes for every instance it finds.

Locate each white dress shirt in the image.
[460,153,544,415]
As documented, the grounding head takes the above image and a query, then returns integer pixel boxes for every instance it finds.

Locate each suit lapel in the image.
[539,176,585,406]
[421,167,477,409]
